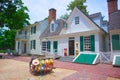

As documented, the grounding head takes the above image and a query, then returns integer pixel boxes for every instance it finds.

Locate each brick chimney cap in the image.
[49,8,56,11]
[107,0,118,2]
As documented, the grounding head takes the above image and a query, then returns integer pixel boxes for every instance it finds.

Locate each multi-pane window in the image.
[75,16,79,24]
[42,41,51,52]
[30,40,36,49]
[31,26,36,34]
[84,36,91,51]
[80,35,95,51]
[50,23,55,32]
[42,42,47,51]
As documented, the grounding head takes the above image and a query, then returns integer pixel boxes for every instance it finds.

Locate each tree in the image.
[0,0,30,50]
[60,13,69,20]
[0,0,30,29]
[67,0,88,14]
[0,30,16,50]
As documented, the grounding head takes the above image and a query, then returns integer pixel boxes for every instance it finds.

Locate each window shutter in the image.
[112,34,120,50]
[47,41,51,52]
[80,36,84,51]
[90,35,95,51]
[33,40,36,49]
[30,41,32,49]
[31,28,32,34]
[53,41,58,52]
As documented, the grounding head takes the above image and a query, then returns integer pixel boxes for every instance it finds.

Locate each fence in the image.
[99,52,112,64]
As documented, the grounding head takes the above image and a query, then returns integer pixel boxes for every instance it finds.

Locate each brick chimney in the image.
[48,8,56,24]
[107,0,118,20]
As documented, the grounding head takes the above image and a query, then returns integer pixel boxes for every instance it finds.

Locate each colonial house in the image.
[39,7,109,64]
[15,20,48,55]
[107,0,120,66]
[15,7,108,56]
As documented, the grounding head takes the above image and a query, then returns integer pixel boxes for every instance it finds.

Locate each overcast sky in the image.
[22,0,120,24]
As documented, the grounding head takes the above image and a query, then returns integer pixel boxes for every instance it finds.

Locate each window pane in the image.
[42,42,47,51]
[75,17,79,24]
[51,24,54,31]
[34,26,36,33]
[84,36,91,51]
[31,27,32,34]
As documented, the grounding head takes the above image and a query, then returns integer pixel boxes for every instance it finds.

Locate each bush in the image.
[0,50,15,53]
[0,50,7,53]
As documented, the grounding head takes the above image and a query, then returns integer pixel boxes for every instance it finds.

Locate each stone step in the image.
[58,56,75,62]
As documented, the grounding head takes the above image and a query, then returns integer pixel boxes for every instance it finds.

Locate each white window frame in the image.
[84,36,91,51]
[42,41,47,51]
[75,16,79,24]
[50,23,55,32]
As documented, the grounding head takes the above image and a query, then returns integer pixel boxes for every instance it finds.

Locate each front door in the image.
[24,43,26,53]
[69,37,74,55]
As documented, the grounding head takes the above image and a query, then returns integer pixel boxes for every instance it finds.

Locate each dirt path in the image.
[0,59,76,80]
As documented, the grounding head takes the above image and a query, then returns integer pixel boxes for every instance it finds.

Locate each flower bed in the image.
[29,57,54,75]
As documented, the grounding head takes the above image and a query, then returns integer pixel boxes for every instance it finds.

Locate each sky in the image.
[22,0,120,24]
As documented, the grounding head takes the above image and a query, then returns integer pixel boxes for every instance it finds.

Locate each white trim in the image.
[112,55,120,65]
[73,52,81,62]
[93,53,99,64]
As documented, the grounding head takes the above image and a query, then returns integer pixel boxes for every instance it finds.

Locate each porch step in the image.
[58,56,75,62]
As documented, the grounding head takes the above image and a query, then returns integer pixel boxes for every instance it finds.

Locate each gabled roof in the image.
[67,7,106,33]
[109,10,120,30]
[89,12,101,19]
[40,19,65,38]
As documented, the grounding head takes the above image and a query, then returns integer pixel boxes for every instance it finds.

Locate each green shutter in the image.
[33,40,36,49]
[112,34,120,50]
[53,41,58,52]
[31,28,32,34]
[47,41,51,52]
[90,35,95,51]
[30,41,32,49]
[80,36,84,51]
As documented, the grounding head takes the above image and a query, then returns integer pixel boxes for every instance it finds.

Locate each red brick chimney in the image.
[107,0,118,20]
[48,8,56,24]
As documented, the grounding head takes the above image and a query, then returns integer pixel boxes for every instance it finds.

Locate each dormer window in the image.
[50,23,55,32]
[75,16,79,24]
[31,26,36,34]
[64,23,67,28]
[51,24,54,31]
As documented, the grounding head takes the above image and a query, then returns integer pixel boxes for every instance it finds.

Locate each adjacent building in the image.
[15,20,48,55]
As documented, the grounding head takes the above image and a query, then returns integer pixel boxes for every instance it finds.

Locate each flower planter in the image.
[29,57,54,75]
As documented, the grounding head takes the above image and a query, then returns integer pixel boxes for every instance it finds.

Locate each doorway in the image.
[24,43,26,53]
[69,37,75,55]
